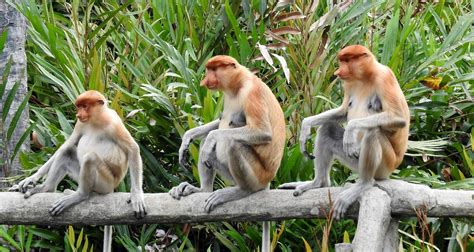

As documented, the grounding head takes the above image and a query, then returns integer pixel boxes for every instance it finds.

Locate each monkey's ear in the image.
[97,99,105,105]
[231,63,236,68]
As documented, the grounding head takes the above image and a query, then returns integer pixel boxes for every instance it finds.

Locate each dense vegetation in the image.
[1,0,473,251]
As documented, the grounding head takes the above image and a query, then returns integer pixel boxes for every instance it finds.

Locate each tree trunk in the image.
[0,0,28,187]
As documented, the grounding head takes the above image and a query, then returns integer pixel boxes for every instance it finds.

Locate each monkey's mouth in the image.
[206,84,218,90]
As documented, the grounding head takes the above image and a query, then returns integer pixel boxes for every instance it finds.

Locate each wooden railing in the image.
[1,180,473,251]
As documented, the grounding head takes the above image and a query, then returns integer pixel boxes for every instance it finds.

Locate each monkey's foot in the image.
[49,192,87,216]
[278,181,308,190]
[204,187,252,213]
[23,185,46,199]
[293,181,329,197]
[9,176,38,193]
[127,192,147,219]
[169,182,201,200]
[332,184,370,220]
[279,180,328,197]
[8,183,33,193]
[63,189,75,195]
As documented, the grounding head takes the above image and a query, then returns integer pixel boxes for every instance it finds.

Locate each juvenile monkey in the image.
[170,55,285,250]
[279,45,410,219]
[10,90,147,218]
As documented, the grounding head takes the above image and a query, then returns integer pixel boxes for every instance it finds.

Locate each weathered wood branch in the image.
[0,180,472,225]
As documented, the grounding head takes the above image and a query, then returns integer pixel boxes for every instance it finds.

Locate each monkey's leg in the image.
[50,152,113,216]
[24,149,80,198]
[333,129,384,220]
[281,123,358,196]
[204,141,264,213]
[169,141,217,199]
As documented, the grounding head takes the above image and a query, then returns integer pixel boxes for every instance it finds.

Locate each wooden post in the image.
[352,187,392,251]
[383,218,399,251]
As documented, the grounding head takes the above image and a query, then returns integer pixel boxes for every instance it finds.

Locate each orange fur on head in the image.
[201,56,242,93]
[75,90,106,107]
[205,55,238,69]
[335,45,376,80]
[75,90,107,123]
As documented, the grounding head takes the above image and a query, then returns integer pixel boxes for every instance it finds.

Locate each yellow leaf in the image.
[67,225,76,251]
[420,76,443,90]
[271,222,285,251]
[82,235,89,252]
[76,228,83,249]
[302,237,312,252]
[343,231,351,243]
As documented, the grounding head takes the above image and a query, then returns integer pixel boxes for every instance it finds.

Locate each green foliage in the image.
[2,0,472,251]
[65,226,93,252]
[0,29,34,177]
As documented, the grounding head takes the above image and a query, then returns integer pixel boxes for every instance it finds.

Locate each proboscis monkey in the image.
[169,55,285,251]
[10,90,147,251]
[279,45,410,219]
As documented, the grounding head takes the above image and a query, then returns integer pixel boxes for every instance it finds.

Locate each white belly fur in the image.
[76,133,127,167]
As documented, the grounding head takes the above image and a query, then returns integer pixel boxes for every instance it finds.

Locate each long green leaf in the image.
[2,81,20,121]
[382,7,399,65]
[0,30,8,53]
[0,227,21,250]
[6,87,32,141]
[0,57,13,99]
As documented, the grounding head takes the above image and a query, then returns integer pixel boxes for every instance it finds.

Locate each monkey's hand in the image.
[9,175,39,193]
[201,131,218,168]
[179,133,193,169]
[299,119,315,159]
[343,124,360,159]
[169,182,201,199]
[127,191,147,219]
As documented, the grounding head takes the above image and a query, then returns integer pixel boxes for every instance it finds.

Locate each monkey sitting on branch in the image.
[170,55,285,250]
[280,45,410,220]
[170,55,285,211]
[10,90,147,218]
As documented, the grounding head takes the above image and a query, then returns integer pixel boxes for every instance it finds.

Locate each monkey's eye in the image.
[76,105,87,109]
[208,67,216,71]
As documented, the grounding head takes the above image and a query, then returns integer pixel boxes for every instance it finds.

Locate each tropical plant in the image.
[1,0,472,251]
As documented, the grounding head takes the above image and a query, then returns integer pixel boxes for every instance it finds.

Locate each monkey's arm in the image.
[10,125,83,192]
[179,120,220,168]
[347,112,407,130]
[343,112,406,157]
[182,119,220,140]
[200,126,272,166]
[8,152,57,192]
[300,106,347,158]
[126,139,147,218]
[208,127,272,144]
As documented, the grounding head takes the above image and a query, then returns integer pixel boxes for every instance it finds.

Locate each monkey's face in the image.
[201,68,220,90]
[201,64,237,91]
[334,61,351,80]
[335,45,373,81]
[75,100,105,123]
[76,105,91,123]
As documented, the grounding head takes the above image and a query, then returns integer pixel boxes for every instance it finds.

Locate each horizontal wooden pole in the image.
[0,180,472,225]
